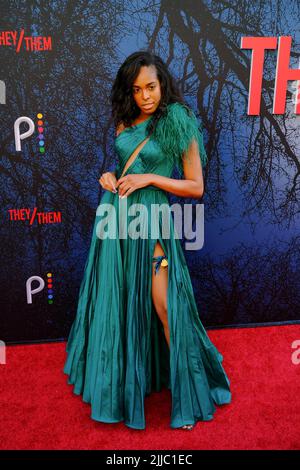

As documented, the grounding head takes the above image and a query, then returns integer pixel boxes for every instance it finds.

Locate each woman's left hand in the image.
[115,174,152,198]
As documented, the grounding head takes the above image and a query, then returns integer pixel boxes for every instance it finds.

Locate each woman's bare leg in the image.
[151,241,194,430]
[151,241,170,348]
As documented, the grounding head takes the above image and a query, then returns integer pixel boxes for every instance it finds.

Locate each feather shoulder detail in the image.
[151,102,207,176]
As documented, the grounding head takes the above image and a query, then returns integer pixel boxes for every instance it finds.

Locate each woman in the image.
[63,51,231,431]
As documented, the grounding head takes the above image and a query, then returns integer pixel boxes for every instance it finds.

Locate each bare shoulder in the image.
[116,122,126,137]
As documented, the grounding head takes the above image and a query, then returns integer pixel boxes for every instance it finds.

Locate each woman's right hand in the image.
[98,172,118,193]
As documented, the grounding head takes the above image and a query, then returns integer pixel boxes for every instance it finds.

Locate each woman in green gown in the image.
[63,51,231,430]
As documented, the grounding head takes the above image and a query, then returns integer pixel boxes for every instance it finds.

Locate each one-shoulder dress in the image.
[63,102,231,429]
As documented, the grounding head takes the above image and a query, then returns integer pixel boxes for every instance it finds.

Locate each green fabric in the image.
[151,102,208,177]
[63,102,231,430]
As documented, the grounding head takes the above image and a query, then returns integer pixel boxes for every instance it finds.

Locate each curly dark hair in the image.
[110,50,186,135]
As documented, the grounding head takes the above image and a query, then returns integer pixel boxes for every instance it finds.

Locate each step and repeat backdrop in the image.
[0,0,299,344]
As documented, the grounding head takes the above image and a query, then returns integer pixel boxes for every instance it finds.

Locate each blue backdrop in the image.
[0,0,299,344]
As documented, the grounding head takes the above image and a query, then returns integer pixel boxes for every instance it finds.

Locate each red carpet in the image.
[0,324,299,450]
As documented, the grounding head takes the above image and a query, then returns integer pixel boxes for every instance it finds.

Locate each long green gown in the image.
[63,102,231,429]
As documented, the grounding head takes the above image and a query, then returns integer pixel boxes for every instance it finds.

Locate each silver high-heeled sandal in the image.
[181,424,194,430]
